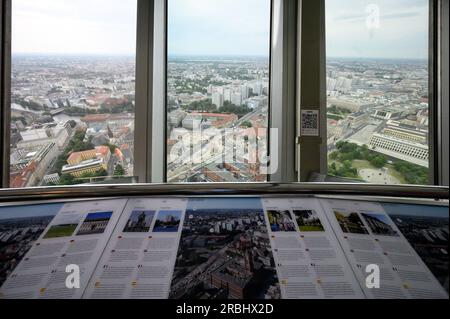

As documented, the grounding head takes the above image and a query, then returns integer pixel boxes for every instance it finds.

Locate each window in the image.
[326,0,431,185]
[3,0,444,188]
[9,0,137,188]
[166,0,271,183]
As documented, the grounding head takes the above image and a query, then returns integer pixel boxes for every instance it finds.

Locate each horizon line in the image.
[11,52,428,61]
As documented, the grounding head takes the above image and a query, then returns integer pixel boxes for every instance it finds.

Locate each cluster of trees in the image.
[63,107,97,116]
[220,101,252,117]
[13,98,46,111]
[327,105,353,120]
[174,75,230,95]
[12,116,27,126]
[201,75,227,87]
[393,162,429,185]
[100,101,134,114]
[224,69,254,81]
[330,142,387,169]
[113,164,126,176]
[67,120,77,129]
[55,165,126,186]
[328,105,352,115]
[51,129,94,175]
[63,101,134,117]
[241,121,253,128]
[183,99,252,118]
[184,99,217,113]
[173,78,210,95]
[54,169,108,186]
[327,114,345,121]
[328,161,359,179]
[329,141,429,185]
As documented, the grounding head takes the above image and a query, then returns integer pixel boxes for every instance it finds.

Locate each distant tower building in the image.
[240,85,249,100]
[212,92,224,108]
[253,82,263,95]
[224,88,232,102]
[231,93,242,106]
[215,222,221,234]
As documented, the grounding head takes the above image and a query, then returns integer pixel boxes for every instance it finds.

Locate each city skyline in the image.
[11,52,429,61]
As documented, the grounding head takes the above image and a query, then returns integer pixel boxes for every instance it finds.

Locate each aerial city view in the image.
[8,0,431,187]
[166,56,269,183]
[384,204,449,292]
[170,199,280,299]
[0,204,62,287]
[10,55,136,188]
[9,55,429,186]
[326,58,430,184]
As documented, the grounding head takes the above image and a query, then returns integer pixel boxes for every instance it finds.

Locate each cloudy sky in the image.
[168,0,271,56]
[12,0,428,59]
[12,0,138,55]
[326,0,429,59]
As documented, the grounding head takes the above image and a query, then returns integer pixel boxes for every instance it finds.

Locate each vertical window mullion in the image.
[0,0,11,188]
[270,0,298,183]
[438,0,449,186]
[135,0,154,183]
[151,0,167,183]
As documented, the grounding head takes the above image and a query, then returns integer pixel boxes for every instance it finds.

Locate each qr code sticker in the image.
[302,113,318,129]
[301,110,319,136]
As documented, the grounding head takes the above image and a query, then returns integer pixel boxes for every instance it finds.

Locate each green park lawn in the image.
[299,225,325,232]
[44,224,78,239]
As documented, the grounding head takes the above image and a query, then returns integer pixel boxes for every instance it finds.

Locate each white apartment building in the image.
[370,134,429,163]
[212,92,224,108]
[231,92,243,106]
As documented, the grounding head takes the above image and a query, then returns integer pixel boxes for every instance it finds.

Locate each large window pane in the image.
[166,0,271,183]
[326,0,430,185]
[10,0,137,187]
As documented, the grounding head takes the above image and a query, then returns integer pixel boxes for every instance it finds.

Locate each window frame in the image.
[1,0,448,188]
[430,0,438,185]
[0,0,11,188]
[296,0,328,181]
[142,0,299,184]
[436,0,449,186]
[320,0,445,186]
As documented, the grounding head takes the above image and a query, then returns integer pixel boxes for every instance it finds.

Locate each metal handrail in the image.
[0,183,448,203]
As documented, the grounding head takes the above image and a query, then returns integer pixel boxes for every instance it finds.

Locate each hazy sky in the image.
[326,0,429,59]
[12,0,428,59]
[168,0,271,56]
[0,203,63,220]
[12,0,137,55]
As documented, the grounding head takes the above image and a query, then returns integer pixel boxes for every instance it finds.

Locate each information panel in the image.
[0,199,127,299]
[321,199,448,299]
[0,197,448,299]
[262,197,364,299]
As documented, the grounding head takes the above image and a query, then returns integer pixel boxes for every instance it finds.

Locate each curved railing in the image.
[0,183,448,203]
